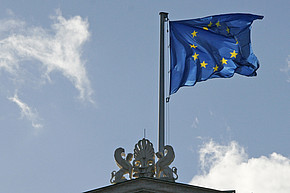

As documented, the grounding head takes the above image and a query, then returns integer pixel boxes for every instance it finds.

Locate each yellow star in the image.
[216,21,221,27]
[226,27,230,33]
[235,38,239,44]
[190,44,197,49]
[220,57,228,65]
[213,65,219,72]
[230,50,238,58]
[208,21,213,27]
[203,27,209,30]
[192,52,199,60]
[191,30,197,37]
[200,61,208,68]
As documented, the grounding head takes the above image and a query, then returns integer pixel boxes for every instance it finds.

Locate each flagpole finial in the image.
[159,12,169,20]
[159,12,168,15]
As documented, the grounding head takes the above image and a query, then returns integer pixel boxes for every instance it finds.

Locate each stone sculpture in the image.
[110,138,178,184]
[133,138,155,178]
[156,145,178,181]
[110,147,133,184]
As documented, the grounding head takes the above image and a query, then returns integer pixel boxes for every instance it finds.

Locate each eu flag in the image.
[170,13,263,94]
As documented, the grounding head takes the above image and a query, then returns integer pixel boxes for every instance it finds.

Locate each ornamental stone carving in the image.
[133,138,155,178]
[110,138,178,184]
[110,148,133,184]
[156,145,178,181]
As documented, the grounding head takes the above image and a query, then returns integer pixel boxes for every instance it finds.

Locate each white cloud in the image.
[190,140,290,193]
[8,93,43,130]
[0,10,93,102]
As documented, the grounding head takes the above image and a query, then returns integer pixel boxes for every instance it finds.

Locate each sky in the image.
[0,1,289,193]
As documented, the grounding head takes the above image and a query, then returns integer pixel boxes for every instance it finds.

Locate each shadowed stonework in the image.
[84,177,235,193]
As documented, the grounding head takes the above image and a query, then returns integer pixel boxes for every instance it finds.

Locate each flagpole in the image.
[158,12,168,153]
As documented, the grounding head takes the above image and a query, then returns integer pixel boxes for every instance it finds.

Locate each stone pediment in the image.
[84,177,235,193]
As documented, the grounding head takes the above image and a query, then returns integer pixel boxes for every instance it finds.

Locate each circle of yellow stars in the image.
[189,20,239,73]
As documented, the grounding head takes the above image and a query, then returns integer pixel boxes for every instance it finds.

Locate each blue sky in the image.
[0,1,289,193]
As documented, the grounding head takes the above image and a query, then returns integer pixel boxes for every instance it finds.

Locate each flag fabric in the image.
[169,13,263,94]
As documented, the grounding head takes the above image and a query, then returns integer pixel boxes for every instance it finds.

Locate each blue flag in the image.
[170,13,263,94]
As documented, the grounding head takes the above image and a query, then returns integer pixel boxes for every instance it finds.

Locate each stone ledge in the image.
[84,177,235,193]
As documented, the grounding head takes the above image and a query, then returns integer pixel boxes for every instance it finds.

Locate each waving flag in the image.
[169,13,263,94]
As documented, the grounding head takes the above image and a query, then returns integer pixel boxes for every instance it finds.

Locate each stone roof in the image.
[84,177,235,193]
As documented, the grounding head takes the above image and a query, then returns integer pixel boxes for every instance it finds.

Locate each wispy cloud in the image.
[8,93,43,130]
[190,140,290,193]
[0,9,93,102]
[191,116,199,128]
[280,55,290,82]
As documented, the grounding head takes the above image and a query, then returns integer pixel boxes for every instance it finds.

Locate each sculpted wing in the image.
[157,145,175,166]
[114,147,132,171]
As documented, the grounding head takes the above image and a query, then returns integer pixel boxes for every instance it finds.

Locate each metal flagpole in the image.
[158,12,168,153]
